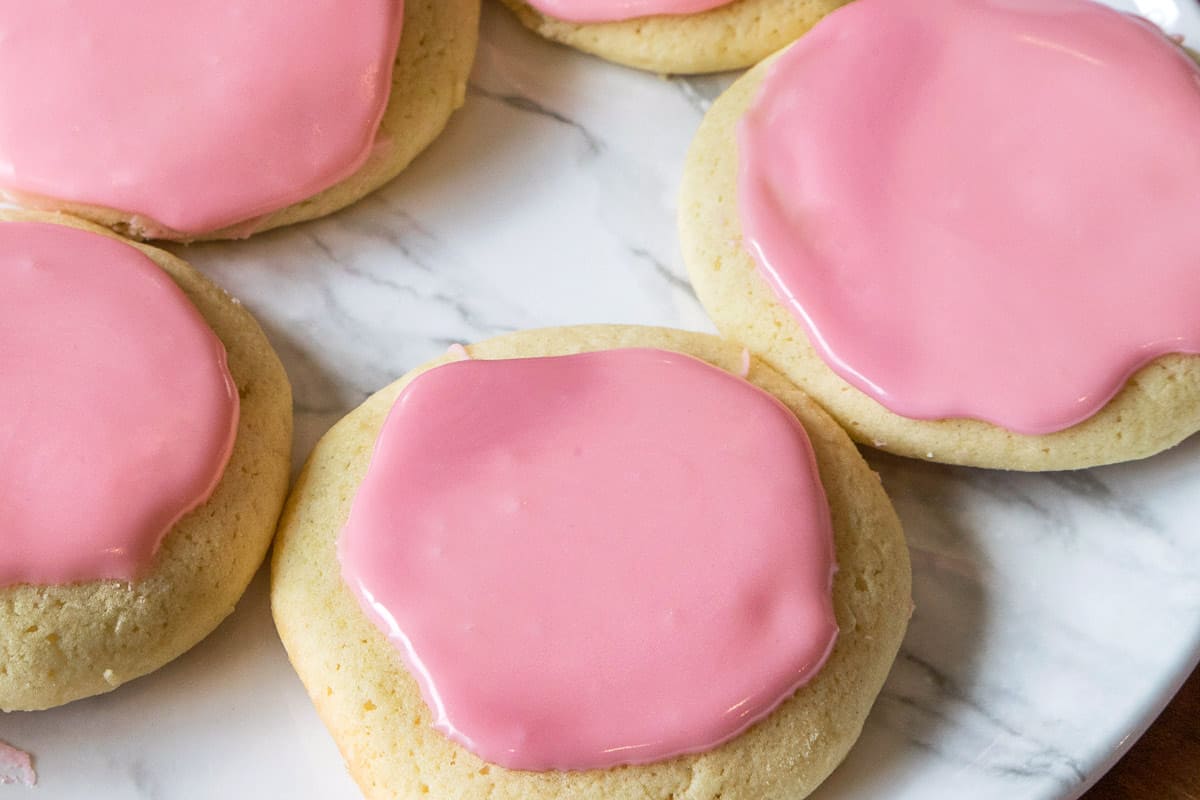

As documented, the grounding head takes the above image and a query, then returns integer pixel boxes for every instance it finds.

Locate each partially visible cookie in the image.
[680,0,1200,470]
[271,324,910,800]
[499,0,849,74]
[0,1,479,241]
[0,210,293,711]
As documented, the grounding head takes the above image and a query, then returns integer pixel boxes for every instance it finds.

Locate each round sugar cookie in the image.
[680,16,1200,471]
[0,210,293,711]
[271,325,910,800]
[498,0,849,74]
[0,0,479,242]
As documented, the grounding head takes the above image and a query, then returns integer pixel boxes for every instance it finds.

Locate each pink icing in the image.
[523,0,733,23]
[0,222,238,586]
[0,1,404,236]
[737,0,1200,435]
[0,740,35,787]
[339,349,838,771]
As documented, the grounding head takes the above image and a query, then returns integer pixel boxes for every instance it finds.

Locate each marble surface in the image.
[4,1,1200,797]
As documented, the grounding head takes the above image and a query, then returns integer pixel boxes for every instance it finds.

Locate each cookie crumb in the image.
[737,348,751,378]
[0,739,36,786]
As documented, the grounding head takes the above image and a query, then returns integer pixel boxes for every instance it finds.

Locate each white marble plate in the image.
[4,1,1200,797]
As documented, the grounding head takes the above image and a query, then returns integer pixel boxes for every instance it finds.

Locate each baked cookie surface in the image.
[271,324,910,800]
[680,25,1200,471]
[0,210,293,711]
[235,0,480,242]
[499,0,848,74]
[0,0,479,242]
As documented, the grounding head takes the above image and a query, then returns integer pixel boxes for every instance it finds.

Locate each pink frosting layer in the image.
[0,1,404,236]
[738,0,1200,435]
[340,349,838,771]
[0,222,238,586]
[523,0,733,23]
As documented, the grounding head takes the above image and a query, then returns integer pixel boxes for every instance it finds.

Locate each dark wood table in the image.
[1082,664,1199,799]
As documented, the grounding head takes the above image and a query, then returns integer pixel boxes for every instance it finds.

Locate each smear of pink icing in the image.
[738,0,1200,435]
[0,222,239,586]
[0,1,404,236]
[524,0,733,23]
[0,740,35,787]
[339,349,838,771]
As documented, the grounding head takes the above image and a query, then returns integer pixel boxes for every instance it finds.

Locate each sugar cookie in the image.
[0,210,292,710]
[0,1,479,241]
[272,325,910,800]
[681,0,1200,470]
[499,0,848,74]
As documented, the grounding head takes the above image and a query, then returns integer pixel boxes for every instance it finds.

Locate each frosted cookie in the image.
[680,0,1200,471]
[0,210,292,711]
[272,325,910,800]
[0,1,479,242]
[499,0,849,74]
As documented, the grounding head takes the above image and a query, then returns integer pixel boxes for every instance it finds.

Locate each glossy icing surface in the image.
[8,4,1200,795]
[0,1,404,236]
[339,349,838,770]
[0,222,238,586]
[524,0,733,23]
[738,0,1200,435]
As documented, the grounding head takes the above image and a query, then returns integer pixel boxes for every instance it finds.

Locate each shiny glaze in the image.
[0,222,238,586]
[738,0,1200,434]
[339,349,838,770]
[0,1,404,236]
[524,0,733,23]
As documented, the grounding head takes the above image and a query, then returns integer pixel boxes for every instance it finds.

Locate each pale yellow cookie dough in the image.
[271,324,910,800]
[499,0,849,74]
[679,53,1200,471]
[18,0,480,242]
[0,210,293,711]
